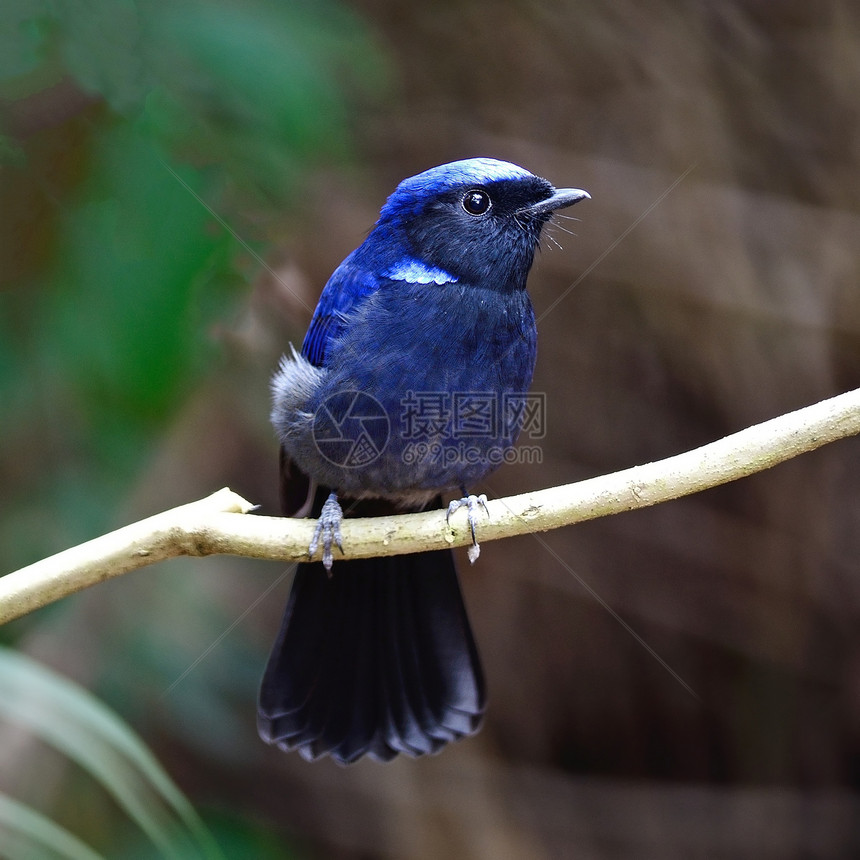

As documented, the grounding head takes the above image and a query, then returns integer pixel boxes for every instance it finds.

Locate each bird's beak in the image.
[520,187,591,217]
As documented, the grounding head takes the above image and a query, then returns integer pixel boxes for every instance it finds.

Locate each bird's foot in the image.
[309,493,344,572]
[446,493,489,564]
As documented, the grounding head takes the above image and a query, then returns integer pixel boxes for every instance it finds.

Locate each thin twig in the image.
[1,388,858,625]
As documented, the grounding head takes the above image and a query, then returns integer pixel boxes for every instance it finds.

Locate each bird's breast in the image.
[338,283,536,393]
[286,282,538,497]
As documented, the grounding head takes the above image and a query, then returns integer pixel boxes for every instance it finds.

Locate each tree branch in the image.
[2,388,858,625]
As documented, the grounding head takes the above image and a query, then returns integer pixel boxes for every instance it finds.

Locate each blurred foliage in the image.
[0,793,106,860]
[0,0,387,855]
[0,647,222,859]
[1,0,386,196]
[0,0,387,569]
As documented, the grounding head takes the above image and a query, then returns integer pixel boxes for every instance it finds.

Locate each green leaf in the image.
[0,793,105,860]
[142,0,388,199]
[53,0,153,112]
[0,648,223,860]
[0,0,52,82]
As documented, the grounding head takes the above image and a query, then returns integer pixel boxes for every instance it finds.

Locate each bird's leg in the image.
[446,490,489,564]
[309,493,344,572]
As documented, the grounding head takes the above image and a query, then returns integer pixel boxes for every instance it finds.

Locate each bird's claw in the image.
[309,493,344,572]
[446,493,489,564]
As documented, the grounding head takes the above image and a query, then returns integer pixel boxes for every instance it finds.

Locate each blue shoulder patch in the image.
[383,257,458,285]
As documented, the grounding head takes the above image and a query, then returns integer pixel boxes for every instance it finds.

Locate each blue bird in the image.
[259,158,589,763]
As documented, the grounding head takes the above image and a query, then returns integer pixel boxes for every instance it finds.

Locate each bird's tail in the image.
[257,548,486,764]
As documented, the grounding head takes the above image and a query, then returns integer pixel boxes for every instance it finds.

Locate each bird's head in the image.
[369,158,589,291]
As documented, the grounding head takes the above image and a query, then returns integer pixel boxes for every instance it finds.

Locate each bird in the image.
[258,158,589,764]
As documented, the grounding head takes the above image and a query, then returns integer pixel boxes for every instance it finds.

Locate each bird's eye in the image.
[461,189,492,216]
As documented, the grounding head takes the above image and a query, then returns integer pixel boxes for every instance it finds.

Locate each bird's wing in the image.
[301,256,384,367]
